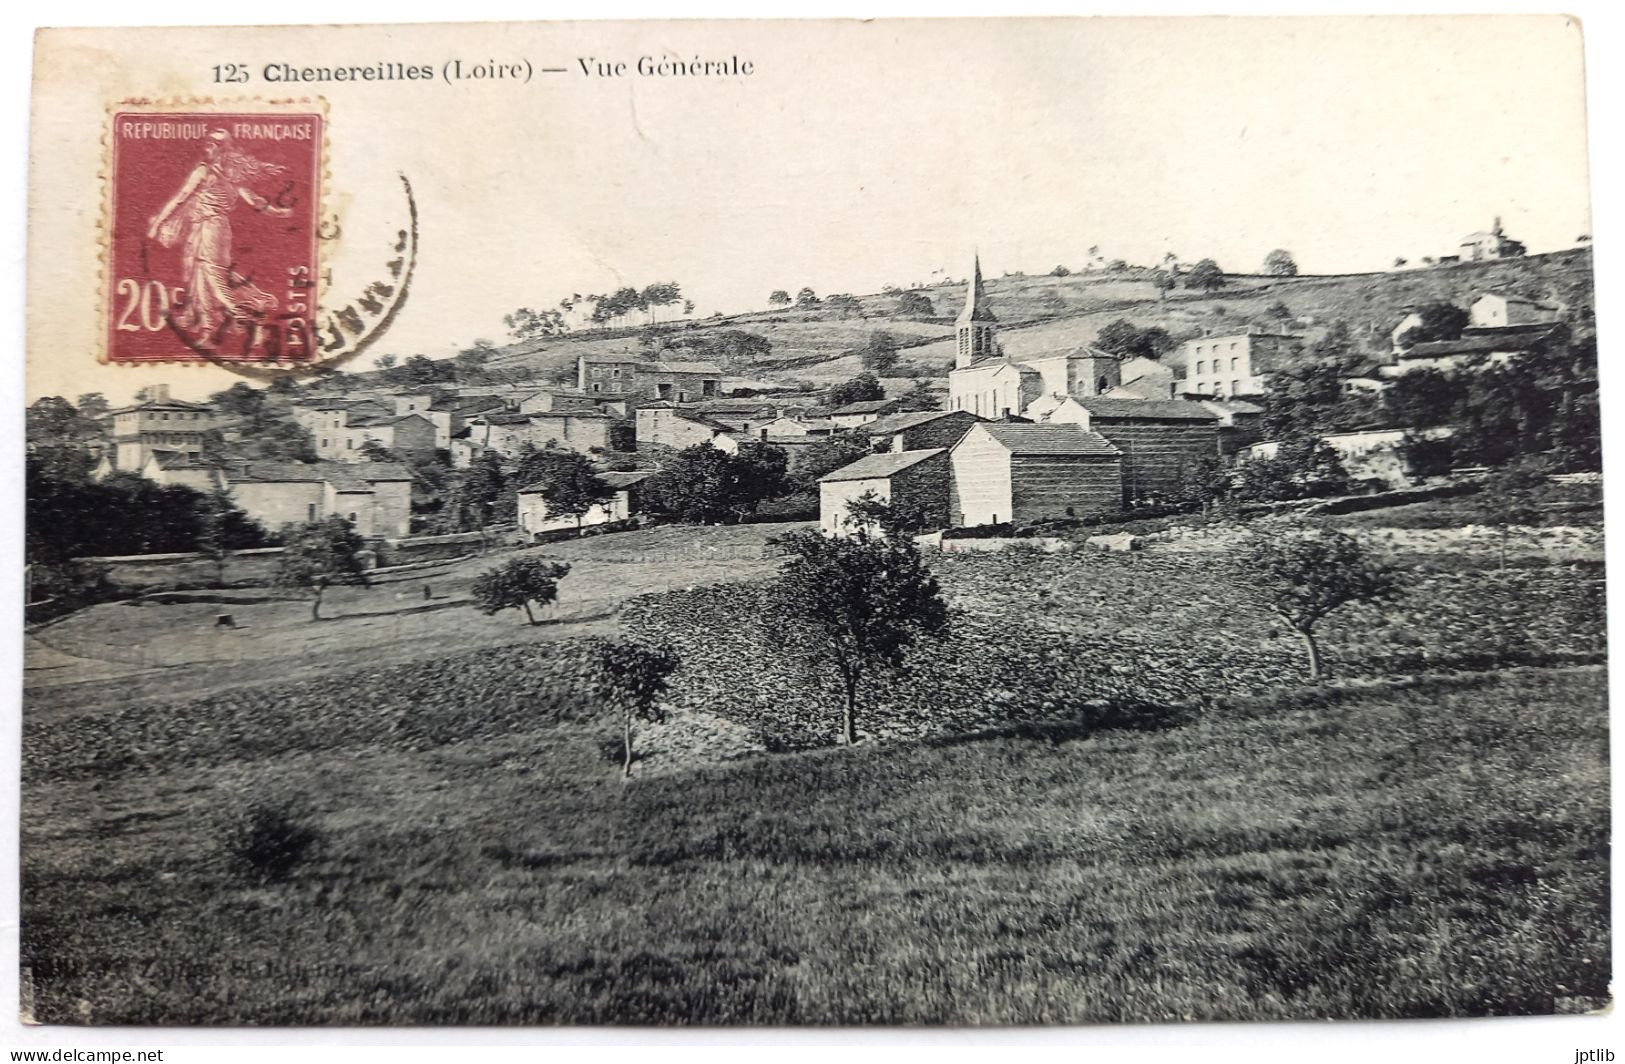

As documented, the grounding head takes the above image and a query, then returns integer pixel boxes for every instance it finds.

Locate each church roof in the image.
[956,253,997,325]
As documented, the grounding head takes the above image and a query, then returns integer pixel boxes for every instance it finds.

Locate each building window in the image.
[1197,361,1206,374]
[1230,358,1238,371]
[1232,380,1241,394]
[307,504,316,521]
[1230,342,1238,351]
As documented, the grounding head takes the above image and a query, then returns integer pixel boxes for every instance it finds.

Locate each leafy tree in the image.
[857,330,901,374]
[1474,465,1548,569]
[645,442,789,524]
[1236,436,1353,502]
[518,446,614,533]
[1049,265,1071,277]
[798,433,873,485]
[795,287,820,308]
[197,488,271,585]
[358,438,396,463]
[584,639,680,779]
[1177,452,1231,515]
[640,281,684,324]
[1263,249,1299,277]
[375,353,398,370]
[74,393,110,420]
[1094,319,1144,359]
[1384,367,1461,428]
[842,490,929,538]
[470,556,571,624]
[777,526,949,744]
[455,452,509,530]
[768,290,791,307]
[828,373,886,408]
[895,291,934,317]
[1244,526,1398,680]
[1185,258,1227,292]
[504,306,570,341]
[1149,267,1176,301]
[26,396,98,444]
[1392,257,1408,269]
[1396,432,1456,481]
[826,293,864,319]
[273,517,370,622]
[1267,300,1294,321]
[1395,302,1468,349]
[730,440,792,519]
[893,379,941,413]
[1140,326,1176,359]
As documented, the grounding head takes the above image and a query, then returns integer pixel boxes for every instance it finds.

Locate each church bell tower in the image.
[955,253,998,369]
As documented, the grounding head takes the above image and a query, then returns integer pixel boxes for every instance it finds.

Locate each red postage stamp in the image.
[106,109,323,364]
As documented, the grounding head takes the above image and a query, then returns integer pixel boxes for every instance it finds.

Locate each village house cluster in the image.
[73,247,1570,546]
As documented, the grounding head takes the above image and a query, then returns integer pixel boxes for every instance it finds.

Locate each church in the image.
[947,255,1123,419]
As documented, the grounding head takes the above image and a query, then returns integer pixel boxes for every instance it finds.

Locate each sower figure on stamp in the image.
[147,129,292,339]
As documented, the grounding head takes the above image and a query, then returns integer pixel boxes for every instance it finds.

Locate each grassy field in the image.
[20,514,1609,1024]
[21,665,1607,1024]
[24,522,808,709]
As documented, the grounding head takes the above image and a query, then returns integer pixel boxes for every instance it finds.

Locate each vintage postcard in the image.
[20,16,1606,1028]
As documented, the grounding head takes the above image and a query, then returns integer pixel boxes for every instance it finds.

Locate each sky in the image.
[25,15,1595,403]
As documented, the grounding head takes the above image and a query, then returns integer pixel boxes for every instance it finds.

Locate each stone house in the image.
[334,413,438,459]
[818,448,951,536]
[577,355,723,402]
[1173,331,1303,398]
[828,399,902,429]
[635,405,740,453]
[1470,292,1561,328]
[222,460,413,538]
[948,422,1123,527]
[466,410,612,455]
[516,470,654,539]
[97,384,221,472]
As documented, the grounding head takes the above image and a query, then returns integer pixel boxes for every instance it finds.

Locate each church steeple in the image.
[955,253,998,368]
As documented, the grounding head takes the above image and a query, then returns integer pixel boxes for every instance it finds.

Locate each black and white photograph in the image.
[11,9,1614,1044]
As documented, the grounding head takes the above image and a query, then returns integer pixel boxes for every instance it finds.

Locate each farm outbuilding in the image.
[818,448,951,536]
[860,409,985,453]
[948,422,1122,527]
[1034,397,1219,505]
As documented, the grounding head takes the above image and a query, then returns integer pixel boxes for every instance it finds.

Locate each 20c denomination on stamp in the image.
[106,106,323,364]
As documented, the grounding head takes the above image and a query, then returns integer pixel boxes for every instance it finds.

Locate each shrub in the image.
[222,799,319,885]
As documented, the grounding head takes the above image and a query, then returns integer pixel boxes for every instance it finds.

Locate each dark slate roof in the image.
[650,360,723,375]
[1074,398,1219,421]
[528,408,610,420]
[861,409,980,436]
[474,412,533,425]
[229,460,411,486]
[673,411,733,432]
[819,448,947,483]
[830,399,900,416]
[1400,329,1554,359]
[974,423,1120,457]
[578,353,643,364]
[600,470,657,489]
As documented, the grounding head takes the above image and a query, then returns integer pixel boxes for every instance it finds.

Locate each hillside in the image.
[358,248,1595,396]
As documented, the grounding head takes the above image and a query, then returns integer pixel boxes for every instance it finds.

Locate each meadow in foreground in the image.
[21,661,1608,1025]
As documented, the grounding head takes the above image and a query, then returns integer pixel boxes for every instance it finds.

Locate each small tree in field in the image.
[585,639,680,779]
[1186,258,1227,293]
[471,557,571,624]
[274,517,370,622]
[1244,526,1398,681]
[777,526,949,745]
[1263,249,1299,277]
